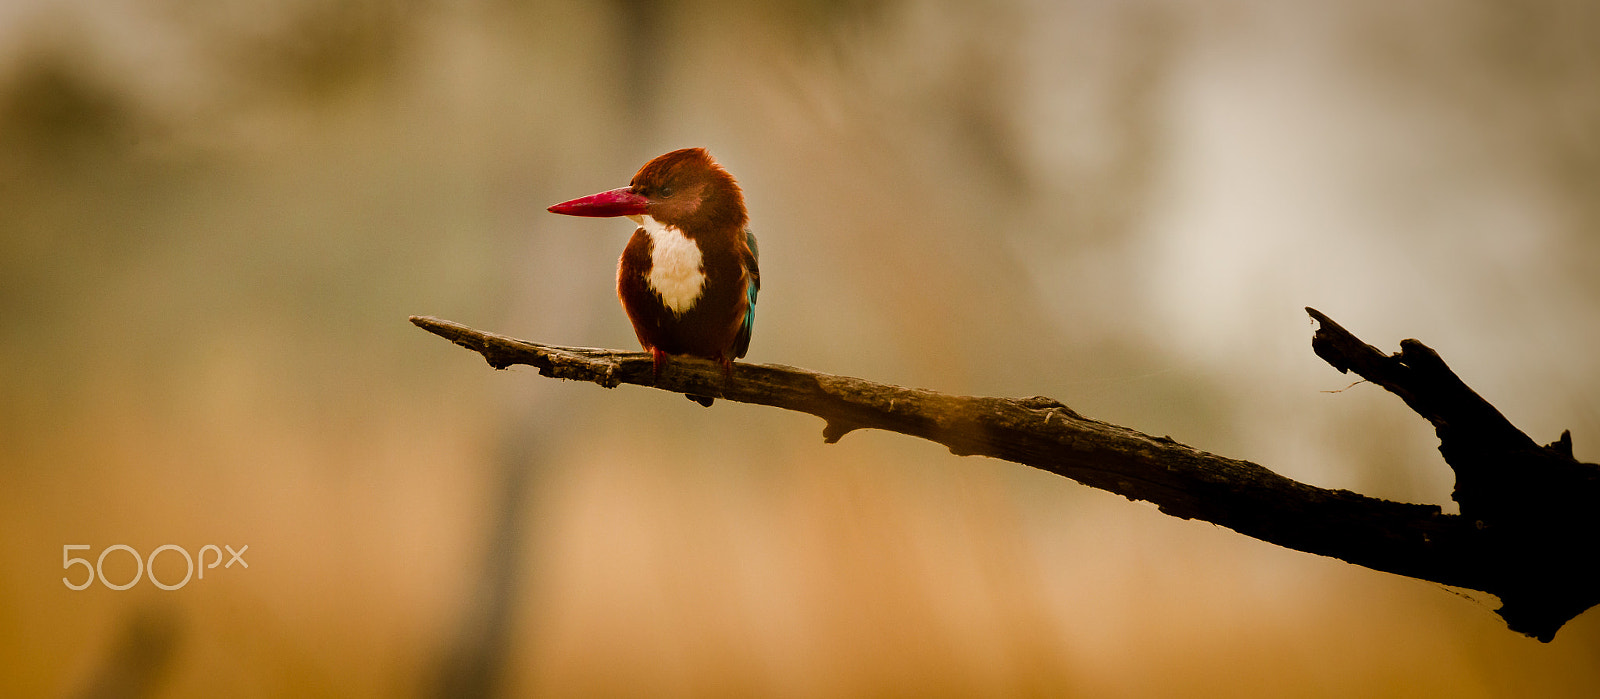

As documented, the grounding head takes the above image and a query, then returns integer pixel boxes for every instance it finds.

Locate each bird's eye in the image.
[659,185,674,197]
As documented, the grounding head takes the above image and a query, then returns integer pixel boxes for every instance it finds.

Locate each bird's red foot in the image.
[650,347,669,381]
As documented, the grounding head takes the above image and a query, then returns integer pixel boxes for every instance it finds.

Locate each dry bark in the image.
[410,308,1599,641]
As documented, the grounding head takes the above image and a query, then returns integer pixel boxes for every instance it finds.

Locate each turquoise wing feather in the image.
[731,229,759,359]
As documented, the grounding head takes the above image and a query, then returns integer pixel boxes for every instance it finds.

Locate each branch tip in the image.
[821,420,858,444]
[1549,430,1574,458]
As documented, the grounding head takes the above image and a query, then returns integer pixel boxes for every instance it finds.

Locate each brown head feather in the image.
[629,148,747,234]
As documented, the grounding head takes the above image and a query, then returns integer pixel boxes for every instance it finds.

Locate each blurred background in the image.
[3,0,1598,696]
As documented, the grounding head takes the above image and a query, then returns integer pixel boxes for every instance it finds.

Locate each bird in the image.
[548,148,759,406]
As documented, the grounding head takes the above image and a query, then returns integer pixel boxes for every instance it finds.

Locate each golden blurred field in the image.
[3,1,1599,696]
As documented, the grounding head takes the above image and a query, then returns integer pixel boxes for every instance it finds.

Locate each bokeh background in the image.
[4,0,1599,696]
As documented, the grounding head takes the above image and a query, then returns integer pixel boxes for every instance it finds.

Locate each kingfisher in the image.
[548,148,759,406]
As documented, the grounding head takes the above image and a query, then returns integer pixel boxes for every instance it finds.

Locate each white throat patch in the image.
[638,214,706,315]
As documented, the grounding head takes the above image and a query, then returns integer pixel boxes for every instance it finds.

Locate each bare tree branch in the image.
[410,310,1599,641]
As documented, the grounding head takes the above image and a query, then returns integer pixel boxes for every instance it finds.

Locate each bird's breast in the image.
[638,215,706,315]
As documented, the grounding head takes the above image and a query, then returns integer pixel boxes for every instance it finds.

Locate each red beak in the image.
[547,187,648,217]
